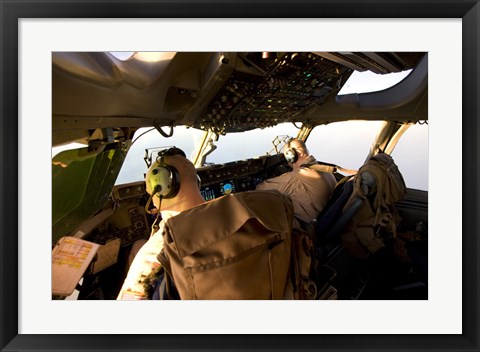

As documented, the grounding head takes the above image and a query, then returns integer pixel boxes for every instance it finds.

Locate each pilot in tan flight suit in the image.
[256,138,337,226]
[117,148,205,300]
[117,147,297,300]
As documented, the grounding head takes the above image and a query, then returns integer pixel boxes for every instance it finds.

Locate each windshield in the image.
[115,123,299,184]
[205,123,299,164]
[114,121,392,186]
[56,118,426,192]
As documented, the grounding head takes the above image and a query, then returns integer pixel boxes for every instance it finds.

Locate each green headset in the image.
[147,147,186,199]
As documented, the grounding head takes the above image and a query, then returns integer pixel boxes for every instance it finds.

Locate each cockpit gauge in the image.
[221,181,235,195]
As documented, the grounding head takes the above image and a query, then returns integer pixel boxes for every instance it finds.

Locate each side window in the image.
[307,121,384,170]
[115,127,205,185]
[390,123,428,191]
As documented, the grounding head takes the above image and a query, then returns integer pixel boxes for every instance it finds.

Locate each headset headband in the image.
[156,147,186,164]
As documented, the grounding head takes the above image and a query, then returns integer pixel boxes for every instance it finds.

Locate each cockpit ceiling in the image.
[52,52,427,144]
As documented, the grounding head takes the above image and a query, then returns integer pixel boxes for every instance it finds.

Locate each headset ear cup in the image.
[166,166,180,198]
[284,148,298,163]
[148,165,180,199]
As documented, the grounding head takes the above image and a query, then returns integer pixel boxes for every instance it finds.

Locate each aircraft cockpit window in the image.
[115,126,205,185]
[204,123,299,165]
[306,121,384,170]
[338,69,412,95]
[390,122,428,191]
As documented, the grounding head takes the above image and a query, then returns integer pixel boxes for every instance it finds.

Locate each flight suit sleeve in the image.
[116,224,165,300]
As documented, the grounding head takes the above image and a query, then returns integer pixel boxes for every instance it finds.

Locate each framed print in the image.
[2,0,479,351]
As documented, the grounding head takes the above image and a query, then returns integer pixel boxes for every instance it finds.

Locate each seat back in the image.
[315,177,354,244]
[340,153,406,260]
[314,171,378,261]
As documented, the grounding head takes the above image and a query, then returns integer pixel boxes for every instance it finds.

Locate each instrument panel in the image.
[196,153,287,200]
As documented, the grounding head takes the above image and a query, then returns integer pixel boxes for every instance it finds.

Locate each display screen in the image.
[220,181,235,195]
[195,155,281,201]
[200,187,217,201]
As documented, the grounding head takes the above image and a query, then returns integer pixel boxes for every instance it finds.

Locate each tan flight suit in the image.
[117,189,297,300]
[256,156,336,224]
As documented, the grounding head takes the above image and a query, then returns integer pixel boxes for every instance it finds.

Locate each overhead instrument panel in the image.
[195,52,353,134]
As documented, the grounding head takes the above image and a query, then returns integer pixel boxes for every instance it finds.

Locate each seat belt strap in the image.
[308,164,357,176]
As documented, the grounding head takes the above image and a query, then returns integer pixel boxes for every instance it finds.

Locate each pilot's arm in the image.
[116,225,165,300]
[256,172,293,192]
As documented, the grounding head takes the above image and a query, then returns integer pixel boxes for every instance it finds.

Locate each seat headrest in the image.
[360,171,376,195]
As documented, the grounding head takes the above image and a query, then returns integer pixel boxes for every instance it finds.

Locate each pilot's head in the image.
[284,138,310,168]
[145,147,204,216]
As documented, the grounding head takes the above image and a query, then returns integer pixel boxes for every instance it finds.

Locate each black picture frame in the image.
[1,1,479,351]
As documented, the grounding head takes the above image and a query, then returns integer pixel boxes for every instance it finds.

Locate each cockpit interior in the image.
[52,52,428,300]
